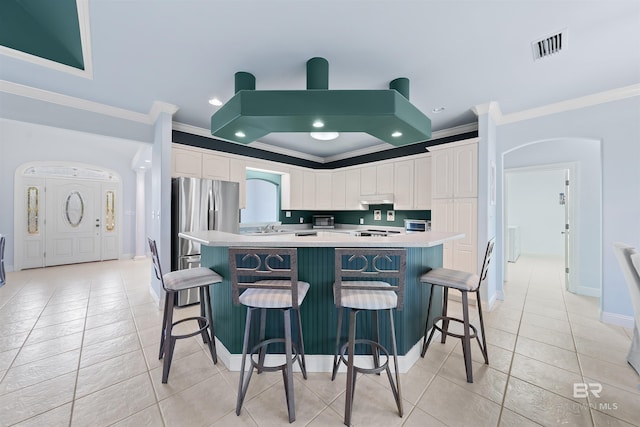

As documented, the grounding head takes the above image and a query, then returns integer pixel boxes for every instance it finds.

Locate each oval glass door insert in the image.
[65,191,85,227]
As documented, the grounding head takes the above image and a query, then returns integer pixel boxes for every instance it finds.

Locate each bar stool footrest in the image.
[339,339,390,376]
[170,316,210,340]
[249,338,300,373]
[432,315,479,340]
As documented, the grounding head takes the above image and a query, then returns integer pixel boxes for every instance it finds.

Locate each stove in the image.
[353,229,402,237]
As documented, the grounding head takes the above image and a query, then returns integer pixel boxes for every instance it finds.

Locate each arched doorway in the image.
[498,138,602,301]
[14,162,122,270]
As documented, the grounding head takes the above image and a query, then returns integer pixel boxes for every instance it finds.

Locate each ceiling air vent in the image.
[532,30,565,60]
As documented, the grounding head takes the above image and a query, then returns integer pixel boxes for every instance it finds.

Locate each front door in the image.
[45,178,102,266]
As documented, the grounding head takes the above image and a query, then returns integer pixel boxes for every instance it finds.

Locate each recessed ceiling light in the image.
[209,98,223,106]
[431,107,446,113]
[310,132,339,141]
[235,131,246,138]
[144,159,151,163]
[391,131,402,138]
[312,120,324,128]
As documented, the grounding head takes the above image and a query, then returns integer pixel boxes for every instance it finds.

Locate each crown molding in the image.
[0,0,93,79]
[473,84,640,125]
[149,101,179,122]
[0,79,152,123]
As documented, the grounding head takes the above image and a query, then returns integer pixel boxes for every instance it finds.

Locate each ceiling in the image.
[1,0,639,162]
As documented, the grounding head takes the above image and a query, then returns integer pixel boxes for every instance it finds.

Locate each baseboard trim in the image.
[601,311,635,329]
[213,332,434,374]
[574,286,600,298]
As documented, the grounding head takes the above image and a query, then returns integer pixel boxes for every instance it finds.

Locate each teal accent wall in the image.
[202,245,443,355]
[280,204,430,227]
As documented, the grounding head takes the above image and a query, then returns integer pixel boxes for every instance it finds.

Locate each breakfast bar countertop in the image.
[179,229,464,248]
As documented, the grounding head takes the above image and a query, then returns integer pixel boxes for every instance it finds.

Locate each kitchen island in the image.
[179,229,463,372]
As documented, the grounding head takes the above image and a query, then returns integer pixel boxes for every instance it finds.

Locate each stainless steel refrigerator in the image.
[171,177,239,306]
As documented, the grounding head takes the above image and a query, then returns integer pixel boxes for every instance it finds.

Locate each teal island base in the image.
[200,245,444,373]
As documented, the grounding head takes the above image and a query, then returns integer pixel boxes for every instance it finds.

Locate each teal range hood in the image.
[210,57,432,147]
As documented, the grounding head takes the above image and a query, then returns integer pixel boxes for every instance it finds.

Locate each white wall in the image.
[0,118,147,270]
[495,95,640,323]
[506,169,566,256]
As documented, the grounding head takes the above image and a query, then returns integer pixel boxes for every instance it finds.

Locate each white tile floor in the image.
[0,255,638,426]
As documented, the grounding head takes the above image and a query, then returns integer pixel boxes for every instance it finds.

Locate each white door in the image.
[563,169,571,290]
[45,178,102,266]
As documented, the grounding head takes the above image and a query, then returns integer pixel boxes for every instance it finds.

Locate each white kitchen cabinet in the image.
[432,141,477,199]
[229,158,246,209]
[376,163,394,195]
[360,163,394,197]
[202,153,230,181]
[432,198,477,273]
[302,171,315,210]
[315,171,332,210]
[414,155,432,210]
[345,169,363,210]
[331,170,346,210]
[360,166,377,195]
[393,159,414,210]
[287,168,304,210]
[172,146,202,178]
[453,144,478,198]
[452,198,478,273]
[431,199,454,267]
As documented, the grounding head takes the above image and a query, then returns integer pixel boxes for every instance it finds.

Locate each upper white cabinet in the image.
[432,141,477,199]
[414,155,432,210]
[229,158,247,209]
[302,171,316,210]
[171,144,247,207]
[393,159,414,210]
[315,171,332,210]
[345,169,364,210]
[360,163,394,196]
[172,146,202,178]
[331,170,346,210]
[393,155,432,210]
[202,153,230,181]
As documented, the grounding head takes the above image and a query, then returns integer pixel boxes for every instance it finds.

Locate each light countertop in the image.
[179,229,464,248]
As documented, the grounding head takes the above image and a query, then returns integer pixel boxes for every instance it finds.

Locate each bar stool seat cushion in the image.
[335,281,398,310]
[421,268,480,292]
[163,267,223,291]
[239,280,310,308]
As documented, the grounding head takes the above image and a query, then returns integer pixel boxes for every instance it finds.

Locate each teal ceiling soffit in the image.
[211,57,432,147]
[0,0,84,70]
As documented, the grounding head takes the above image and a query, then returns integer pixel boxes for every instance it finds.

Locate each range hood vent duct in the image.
[359,194,395,205]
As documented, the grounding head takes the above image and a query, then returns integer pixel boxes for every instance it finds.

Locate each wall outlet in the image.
[373,210,382,221]
[286,211,291,217]
[359,218,364,225]
[299,217,304,223]
[387,210,395,221]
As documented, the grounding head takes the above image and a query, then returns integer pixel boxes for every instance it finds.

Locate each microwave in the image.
[312,215,335,229]
[404,219,430,233]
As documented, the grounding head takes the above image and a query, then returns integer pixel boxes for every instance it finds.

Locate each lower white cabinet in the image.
[432,197,477,274]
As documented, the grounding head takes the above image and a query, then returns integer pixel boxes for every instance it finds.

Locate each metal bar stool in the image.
[332,248,406,426]
[148,238,222,383]
[229,247,309,424]
[420,238,495,383]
